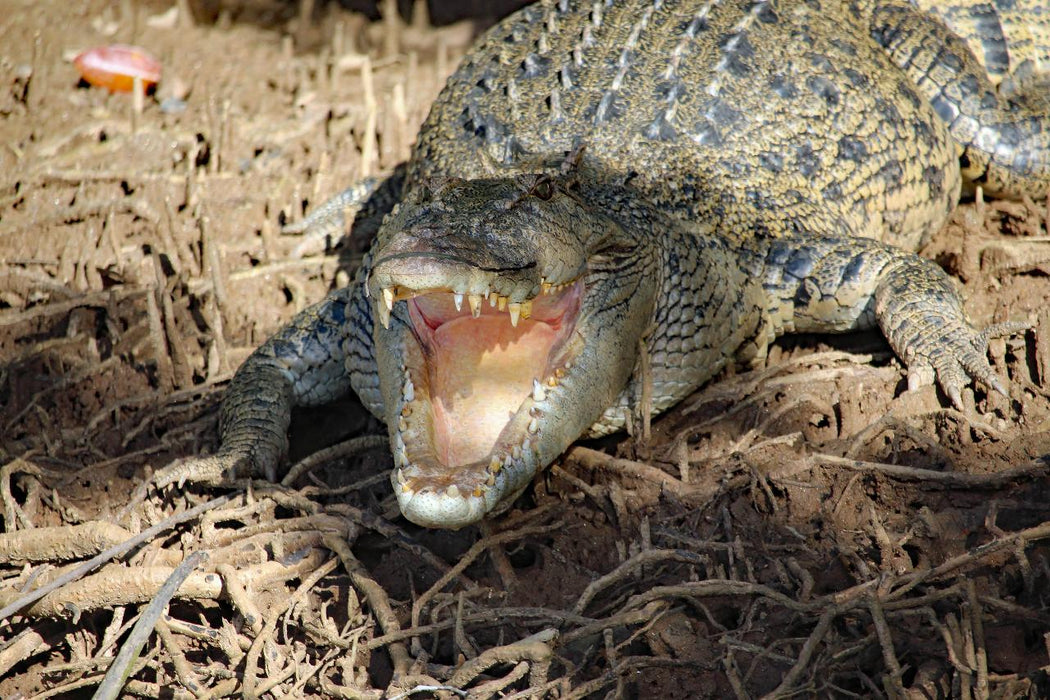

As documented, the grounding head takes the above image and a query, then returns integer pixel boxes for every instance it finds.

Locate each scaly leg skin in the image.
[283,164,408,258]
[156,166,397,490]
[152,289,358,489]
[749,233,1025,410]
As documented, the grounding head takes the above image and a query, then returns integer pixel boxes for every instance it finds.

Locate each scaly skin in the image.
[166,0,1050,529]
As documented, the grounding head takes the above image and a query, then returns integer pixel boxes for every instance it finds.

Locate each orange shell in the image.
[74,45,161,93]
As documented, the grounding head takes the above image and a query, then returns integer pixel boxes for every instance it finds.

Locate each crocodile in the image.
[175,0,1050,529]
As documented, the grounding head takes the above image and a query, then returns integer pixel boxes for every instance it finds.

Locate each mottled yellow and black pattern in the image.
[412,0,1047,243]
[172,0,1050,528]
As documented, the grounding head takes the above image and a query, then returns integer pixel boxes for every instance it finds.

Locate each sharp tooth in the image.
[489,291,497,307]
[396,469,407,485]
[401,405,412,417]
[497,295,507,312]
[547,376,558,388]
[504,455,514,469]
[508,303,521,327]
[532,379,546,402]
[486,473,496,485]
[453,293,463,312]
[446,484,461,498]
[521,300,532,319]
[398,416,407,432]
[512,445,522,459]
[528,418,539,434]
[404,377,415,402]
[489,456,502,473]
[383,287,395,312]
[377,299,391,328]
[555,367,566,379]
[468,294,482,317]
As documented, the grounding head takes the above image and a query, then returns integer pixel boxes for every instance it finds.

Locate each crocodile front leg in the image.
[155,287,364,489]
[873,257,1026,406]
[748,234,1024,408]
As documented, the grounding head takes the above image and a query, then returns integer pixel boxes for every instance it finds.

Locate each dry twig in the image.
[94,550,209,700]
[0,495,230,621]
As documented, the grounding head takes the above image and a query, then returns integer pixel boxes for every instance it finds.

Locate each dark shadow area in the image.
[180,0,530,31]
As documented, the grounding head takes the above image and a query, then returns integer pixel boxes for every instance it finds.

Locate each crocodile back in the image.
[410,0,961,251]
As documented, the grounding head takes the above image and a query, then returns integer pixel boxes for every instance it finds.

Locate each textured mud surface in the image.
[1,1,1049,697]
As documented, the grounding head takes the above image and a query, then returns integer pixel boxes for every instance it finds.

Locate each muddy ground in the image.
[2,1,1050,698]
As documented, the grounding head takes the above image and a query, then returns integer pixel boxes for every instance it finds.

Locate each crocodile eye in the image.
[531,177,555,201]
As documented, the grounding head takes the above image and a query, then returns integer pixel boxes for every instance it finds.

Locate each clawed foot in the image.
[282,200,354,259]
[904,320,1029,409]
[875,254,1030,411]
[150,450,262,491]
[120,450,262,521]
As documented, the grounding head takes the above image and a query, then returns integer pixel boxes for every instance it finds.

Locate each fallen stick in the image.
[0,495,230,621]
[810,453,1049,487]
[0,522,132,564]
[0,564,222,618]
[93,550,209,700]
[565,446,693,497]
[280,434,388,486]
[447,628,557,689]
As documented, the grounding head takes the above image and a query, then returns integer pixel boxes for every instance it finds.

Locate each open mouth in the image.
[375,279,583,527]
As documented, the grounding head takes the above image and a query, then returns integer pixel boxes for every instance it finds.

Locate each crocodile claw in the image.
[281,168,406,258]
[282,186,362,259]
[152,450,259,491]
[874,254,1029,411]
[903,319,1028,410]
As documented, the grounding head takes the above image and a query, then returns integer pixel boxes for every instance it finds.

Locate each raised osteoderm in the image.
[186,0,1049,528]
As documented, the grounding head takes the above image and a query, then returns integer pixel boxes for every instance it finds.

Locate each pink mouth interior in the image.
[407,285,580,467]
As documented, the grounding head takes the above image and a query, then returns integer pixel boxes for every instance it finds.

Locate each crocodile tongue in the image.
[428,316,553,466]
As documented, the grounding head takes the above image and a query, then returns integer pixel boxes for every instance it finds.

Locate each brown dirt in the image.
[1,1,1049,698]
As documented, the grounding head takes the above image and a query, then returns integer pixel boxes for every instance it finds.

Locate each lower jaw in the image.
[388,361,564,528]
[391,387,545,497]
[386,292,582,526]
[391,433,541,529]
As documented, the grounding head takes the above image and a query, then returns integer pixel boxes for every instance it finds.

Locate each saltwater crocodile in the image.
[173,0,1050,528]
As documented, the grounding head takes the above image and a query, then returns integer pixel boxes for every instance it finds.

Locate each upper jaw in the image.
[365,215,588,328]
[364,179,590,327]
[367,261,581,330]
